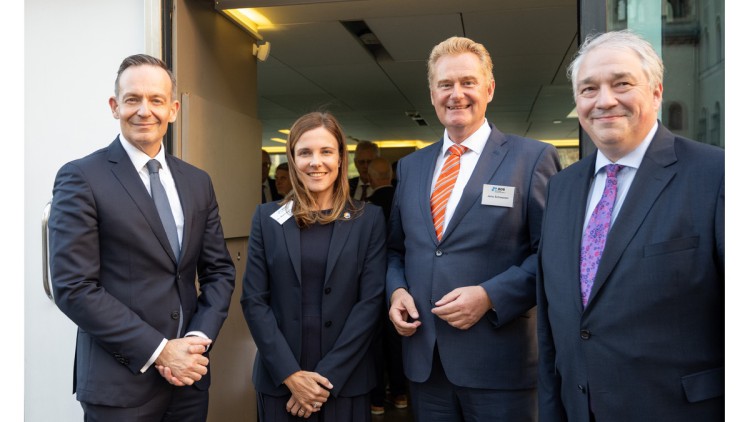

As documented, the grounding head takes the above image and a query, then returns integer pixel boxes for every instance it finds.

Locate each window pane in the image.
[606,0,724,148]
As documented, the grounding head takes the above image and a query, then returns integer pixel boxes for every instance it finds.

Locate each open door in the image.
[171,0,262,420]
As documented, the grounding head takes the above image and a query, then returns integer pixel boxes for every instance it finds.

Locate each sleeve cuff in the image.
[140,338,168,373]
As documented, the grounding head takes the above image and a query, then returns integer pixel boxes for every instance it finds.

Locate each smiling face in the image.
[109,64,179,157]
[430,52,495,143]
[293,126,340,209]
[574,46,662,161]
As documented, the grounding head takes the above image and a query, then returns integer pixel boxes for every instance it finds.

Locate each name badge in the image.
[482,185,515,207]
[271,201,294,225]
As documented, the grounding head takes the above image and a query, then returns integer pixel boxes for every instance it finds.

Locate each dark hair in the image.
[114,54,177,99]
[355,140,380,156]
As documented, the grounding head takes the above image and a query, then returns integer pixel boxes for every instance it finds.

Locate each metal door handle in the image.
[42,200,53,301]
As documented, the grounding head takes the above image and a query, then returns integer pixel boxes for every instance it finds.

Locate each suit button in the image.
[171,310,180,320]
[577,384,586,393]
[580,330,591,340]
[324,321,332,328]
[435,249,443,257]
[324,287,331,294]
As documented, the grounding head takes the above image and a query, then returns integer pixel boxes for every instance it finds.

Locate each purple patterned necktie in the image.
[580,164,624,308]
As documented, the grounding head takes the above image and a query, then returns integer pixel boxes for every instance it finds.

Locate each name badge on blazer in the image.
[271,201,294,225]
[482,184,515,207]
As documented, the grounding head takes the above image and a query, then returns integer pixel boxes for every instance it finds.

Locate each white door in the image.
[25,1,159,420]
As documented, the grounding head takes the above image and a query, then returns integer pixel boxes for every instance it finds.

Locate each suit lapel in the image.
[418,142,443,245]
[169,156,191,267]
[587,126,678,308]
[324,210,354,286]
[108,138,178,264]
[569,155,597,312]
[281,209,303,284]
[441,127,508,242]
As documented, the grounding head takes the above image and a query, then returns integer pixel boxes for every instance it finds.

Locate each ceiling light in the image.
[219,8,273,40]
[567,108,578,118]
[278,129,290,135]
[270,137,287,144]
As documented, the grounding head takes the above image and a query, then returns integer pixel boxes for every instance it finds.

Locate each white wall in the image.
[25,1,149,420]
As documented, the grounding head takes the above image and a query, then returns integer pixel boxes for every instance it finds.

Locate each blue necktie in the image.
[146,159,181,261]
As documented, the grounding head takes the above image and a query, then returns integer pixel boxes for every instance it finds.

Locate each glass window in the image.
[605,0,724,148]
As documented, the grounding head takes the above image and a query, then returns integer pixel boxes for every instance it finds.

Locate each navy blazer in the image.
[537,124,725,421]
[242,201,386,397]
[49,137,235,407]
[387,123,561,389]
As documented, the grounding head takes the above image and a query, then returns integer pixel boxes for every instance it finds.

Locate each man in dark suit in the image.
[261,149,281,202]
[365,157,395,221]
[387,36,561,421]
[366,157,407,414]
[49,54,235,422]
[537,30,724,421]
[349,140,379,200]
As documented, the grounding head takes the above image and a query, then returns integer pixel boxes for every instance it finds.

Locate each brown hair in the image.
[283,112,359,227]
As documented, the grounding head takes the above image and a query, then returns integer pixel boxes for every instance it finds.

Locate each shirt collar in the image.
[593,121,658,175]
[440,119,491,157]
[119,134,168,173]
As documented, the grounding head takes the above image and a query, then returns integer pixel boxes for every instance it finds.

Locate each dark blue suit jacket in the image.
[387,123,561,389]
[537,124,724,421]
[49,137,235,407]
[242,201,386,397]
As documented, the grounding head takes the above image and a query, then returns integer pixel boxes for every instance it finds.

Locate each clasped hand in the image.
[389,286,492,334]
[154,337,212,386]
[283,370,333,418]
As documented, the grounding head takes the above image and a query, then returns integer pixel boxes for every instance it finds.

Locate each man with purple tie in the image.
[537,30,724,422]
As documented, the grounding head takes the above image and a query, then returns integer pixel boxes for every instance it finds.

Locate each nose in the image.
[309,153,321,166]
[595,85,618,109]
[136,99,152,116]
[449,83,464,100]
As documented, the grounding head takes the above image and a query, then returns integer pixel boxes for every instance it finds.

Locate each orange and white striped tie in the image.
[430,144,468,241]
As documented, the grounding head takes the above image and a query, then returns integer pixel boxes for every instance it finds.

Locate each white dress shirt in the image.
[431,120,491,231]
[119,135,185,245]
[354,179,374,200]
[583,122,658,234]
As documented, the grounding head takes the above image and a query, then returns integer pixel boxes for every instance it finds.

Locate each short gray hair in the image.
[568,29,664,95]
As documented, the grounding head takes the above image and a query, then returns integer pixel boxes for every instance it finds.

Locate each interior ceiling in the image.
[215,0,580,148]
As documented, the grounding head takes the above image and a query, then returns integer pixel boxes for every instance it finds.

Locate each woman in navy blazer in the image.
[242,112,386,421]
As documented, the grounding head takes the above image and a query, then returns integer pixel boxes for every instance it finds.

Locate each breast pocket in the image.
[643,236,699,257]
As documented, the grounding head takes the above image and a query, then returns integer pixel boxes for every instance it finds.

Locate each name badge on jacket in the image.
[482,184,515,207]
[271,201,294,224]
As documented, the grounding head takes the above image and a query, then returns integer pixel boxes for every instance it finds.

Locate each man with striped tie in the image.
[386,36,561,421]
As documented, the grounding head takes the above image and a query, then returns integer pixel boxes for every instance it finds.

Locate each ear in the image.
[108,96,120,119]
[168,100,181,123]
[652,82,663,110]
[486,78,496,103]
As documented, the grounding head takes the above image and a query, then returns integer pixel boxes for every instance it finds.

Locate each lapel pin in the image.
[343,212,351,219]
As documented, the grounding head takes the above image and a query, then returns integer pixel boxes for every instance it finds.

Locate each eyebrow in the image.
[579,71,637,85]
